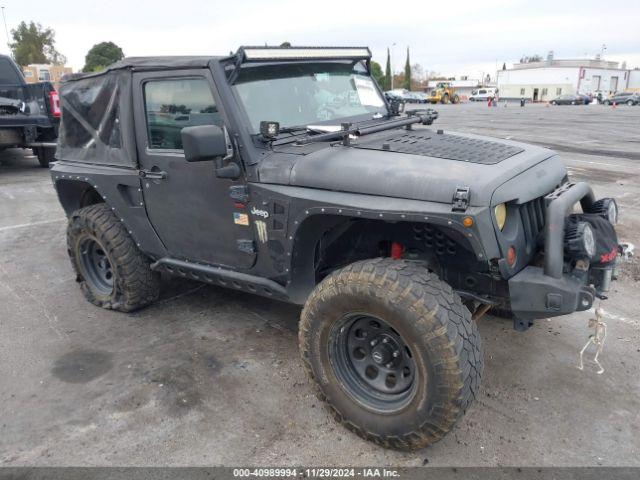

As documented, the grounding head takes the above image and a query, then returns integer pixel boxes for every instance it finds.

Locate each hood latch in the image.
[452,187,470,212]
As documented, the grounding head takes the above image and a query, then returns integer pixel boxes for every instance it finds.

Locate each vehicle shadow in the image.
[0,148,45,173]
[154,274,302,334]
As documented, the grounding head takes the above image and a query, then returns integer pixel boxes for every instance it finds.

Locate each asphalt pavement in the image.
[0,102,639,466]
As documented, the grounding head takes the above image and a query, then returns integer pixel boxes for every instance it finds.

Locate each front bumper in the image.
[507,182,616,329]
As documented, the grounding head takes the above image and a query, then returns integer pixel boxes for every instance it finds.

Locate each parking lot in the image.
[1,102,639,466]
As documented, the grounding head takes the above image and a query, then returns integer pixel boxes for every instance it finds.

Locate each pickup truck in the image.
[0,54,59,167]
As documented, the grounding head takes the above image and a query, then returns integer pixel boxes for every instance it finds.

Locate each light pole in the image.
[1,7,10,55]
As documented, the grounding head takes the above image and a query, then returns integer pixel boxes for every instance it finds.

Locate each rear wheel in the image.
[299,258,483,450]
[452,94,460,104]
[33,147,56,167]
[67,203,160,312]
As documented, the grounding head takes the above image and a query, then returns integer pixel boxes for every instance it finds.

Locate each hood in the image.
[257,128,566,207]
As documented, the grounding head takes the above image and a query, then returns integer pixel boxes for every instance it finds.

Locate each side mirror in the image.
[181,125,228,162]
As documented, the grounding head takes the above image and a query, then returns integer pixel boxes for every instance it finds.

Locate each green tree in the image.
[370,60,384,88]
[502,62,506,70]
[10,21,66,66]
[280,41,291,47]
[403,47,411,90]
[383,48,391,90]
[83,41,125,72]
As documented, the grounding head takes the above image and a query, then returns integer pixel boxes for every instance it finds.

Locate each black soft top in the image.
[62,56,222,83]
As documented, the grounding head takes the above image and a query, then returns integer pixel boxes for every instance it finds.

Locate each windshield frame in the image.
[227,59,390,136]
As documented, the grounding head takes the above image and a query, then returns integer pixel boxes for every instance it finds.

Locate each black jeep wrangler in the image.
[51,47,620,450]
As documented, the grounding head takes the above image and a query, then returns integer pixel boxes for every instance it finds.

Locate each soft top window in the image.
[57,72,130,166]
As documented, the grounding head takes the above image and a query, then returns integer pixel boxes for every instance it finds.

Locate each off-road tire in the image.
[452,94,460,104]
[299,258,483,450]
[441,93,450,104]
[34,147,56,167]
[67,203,160,312]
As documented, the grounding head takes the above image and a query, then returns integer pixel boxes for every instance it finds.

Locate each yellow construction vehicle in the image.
[427,82,460,104]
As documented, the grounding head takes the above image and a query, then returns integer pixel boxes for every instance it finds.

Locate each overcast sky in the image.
[3,0,639,79]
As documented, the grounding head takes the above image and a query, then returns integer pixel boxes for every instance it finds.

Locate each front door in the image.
[132,70,256,269]
[533,88,539,101]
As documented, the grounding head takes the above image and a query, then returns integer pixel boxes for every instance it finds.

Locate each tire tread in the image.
[67,203,160,312]
[299,258,483,450]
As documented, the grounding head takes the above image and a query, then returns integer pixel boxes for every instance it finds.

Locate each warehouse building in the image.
[497,52,638,101]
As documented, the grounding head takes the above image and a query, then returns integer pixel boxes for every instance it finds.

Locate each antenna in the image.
[1,6,10,56]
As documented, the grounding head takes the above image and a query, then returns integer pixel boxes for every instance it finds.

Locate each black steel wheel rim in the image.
[329,313,418,413]
[78,236,114,295]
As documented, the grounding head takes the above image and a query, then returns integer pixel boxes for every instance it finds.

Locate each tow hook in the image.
[578,307,607,374]
[613,242,634,280]
[619,242,634,261]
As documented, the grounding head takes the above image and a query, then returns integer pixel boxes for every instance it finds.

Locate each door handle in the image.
[139,169,167,180]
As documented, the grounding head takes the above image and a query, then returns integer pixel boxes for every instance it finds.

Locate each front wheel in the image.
[627,100,634,106]
[67,203,160,312]
[299,258,483,450]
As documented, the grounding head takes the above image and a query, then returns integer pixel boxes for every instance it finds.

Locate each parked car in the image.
[406,91,427,103]
[469,87,498,101]
[577,94,592,105]
[51,46,620,451]
[550,94,583,105]
[603,92,640,106]
[0,54,59,166]
[385,88,412,101]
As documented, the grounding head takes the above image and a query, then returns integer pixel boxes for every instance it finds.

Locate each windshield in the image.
[232,61,387,133]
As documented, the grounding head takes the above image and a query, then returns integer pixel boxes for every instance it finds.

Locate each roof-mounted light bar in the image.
[240,47,372,62]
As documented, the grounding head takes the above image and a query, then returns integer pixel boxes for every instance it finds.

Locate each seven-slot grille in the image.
[520,196,547,246]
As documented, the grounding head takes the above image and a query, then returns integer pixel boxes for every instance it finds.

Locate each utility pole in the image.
[1,7,10,56]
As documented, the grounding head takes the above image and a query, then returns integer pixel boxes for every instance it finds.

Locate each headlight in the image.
[494,203,507,230]
[606,201,618,224]
[565,220,596,259]
[589,198,618,224]
[582,223,596,258]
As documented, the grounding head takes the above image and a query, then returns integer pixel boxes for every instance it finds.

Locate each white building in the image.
[497,53,638,101]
